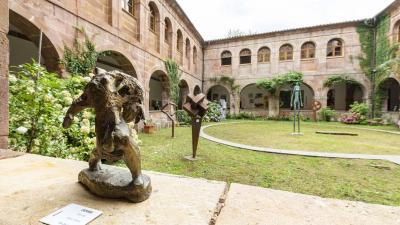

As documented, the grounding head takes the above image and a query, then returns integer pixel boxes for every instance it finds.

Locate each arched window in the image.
[123,0,135,16]
[185,38,191,59]
[164,18,172,43]
[177,30,183,52]
[240,49,252,64]
[327,39,343,57]
[221,51,232,66]
[193,46,197,66]
[279,44,293,61]
[258,47,270,63]
[301,42,316,59]
[149,4,157,32]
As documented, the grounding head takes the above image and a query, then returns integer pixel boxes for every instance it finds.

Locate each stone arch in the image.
[240,83,269,110]
[194,85,202,95]
[178,79,190,109]
[97,50,137,77]
[206,85,231,108]
[326,81,366,111]
[278,82,315,110]
[148,70,170,111]
[8,10,62,74]
[378,78,400,112]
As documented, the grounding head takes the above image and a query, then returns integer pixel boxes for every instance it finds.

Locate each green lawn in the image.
[128,125,400,206]
[204,120,400,155]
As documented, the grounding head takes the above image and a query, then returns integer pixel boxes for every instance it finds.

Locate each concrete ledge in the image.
[0,149,24,160]
[216,183,400,225]
[0,154,226,225]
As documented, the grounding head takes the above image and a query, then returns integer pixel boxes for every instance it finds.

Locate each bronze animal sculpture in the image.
[63,68,151,203]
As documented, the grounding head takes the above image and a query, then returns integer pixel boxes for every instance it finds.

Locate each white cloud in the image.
[176,0,395,40]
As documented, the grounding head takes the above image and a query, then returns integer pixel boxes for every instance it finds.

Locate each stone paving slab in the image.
[216,183,400,225]
[0,154,226,225]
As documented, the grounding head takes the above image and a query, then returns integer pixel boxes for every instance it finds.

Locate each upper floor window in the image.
[122,0,135,16]
[301,42,316,59]
[149,4,157,32]
[193,46,198,65]
[177,30,183,53]
[279,44,293,61]
[258,47,270,63]
[164,18,172,43]
[185,38,191,59]
[240,49,252,64]
[221,51,232,66]
[327,39,343,57]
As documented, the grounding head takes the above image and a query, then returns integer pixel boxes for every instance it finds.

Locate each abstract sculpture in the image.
[290,82,303,135]
[63,68,151,203]
[183,93,208,160]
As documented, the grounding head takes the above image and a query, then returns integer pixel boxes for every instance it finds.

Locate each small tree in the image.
[257,71,303,95]
[165,59,182,105]
[61,27,103,76]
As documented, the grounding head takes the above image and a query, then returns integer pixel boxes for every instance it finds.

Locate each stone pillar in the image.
[268,95,280,117]
[0,0,9,149]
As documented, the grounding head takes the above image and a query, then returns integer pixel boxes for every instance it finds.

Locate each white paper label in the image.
[40,203,102,225]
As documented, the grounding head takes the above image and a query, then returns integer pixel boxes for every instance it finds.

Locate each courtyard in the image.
[2,0,400,224]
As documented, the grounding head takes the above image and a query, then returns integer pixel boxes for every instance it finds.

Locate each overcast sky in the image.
[176,0,395,40]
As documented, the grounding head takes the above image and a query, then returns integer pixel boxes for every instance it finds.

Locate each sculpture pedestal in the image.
[78,166,152,203]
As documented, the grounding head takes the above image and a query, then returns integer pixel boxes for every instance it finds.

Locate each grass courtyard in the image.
[129,122,400,207]
[205,120,400,155]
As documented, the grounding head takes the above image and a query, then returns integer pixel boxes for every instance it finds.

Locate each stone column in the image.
[0,0,9,149]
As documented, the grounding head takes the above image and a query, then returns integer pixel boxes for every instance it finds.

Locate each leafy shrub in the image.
[204,102,222,122]
[349,102,369,117]
[176,110,191,125]
[320,107,336,122]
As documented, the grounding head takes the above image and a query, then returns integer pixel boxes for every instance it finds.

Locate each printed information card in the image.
[40,203,102,225]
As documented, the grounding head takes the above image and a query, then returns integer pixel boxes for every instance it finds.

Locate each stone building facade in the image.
[1,0,400,148]
[0,0,9,149]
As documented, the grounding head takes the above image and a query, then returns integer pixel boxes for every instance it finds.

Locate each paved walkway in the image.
[200,122,400,165]
[1,152,400,225]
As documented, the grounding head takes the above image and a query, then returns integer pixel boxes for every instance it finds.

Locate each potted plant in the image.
[144,119,156,134]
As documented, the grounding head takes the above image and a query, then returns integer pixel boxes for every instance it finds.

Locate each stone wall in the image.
[203,22,372,114]
[8,0,204,123]
[0,0,9,148]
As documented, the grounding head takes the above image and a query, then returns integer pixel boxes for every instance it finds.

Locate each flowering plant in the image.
[9,62,141,160]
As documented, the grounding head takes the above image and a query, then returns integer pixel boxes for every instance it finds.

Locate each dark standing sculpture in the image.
[183,93,208,160]
[291,82,303,135]
[63,68,152,203]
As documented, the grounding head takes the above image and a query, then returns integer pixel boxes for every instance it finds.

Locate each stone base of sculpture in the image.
[78,166,152,203]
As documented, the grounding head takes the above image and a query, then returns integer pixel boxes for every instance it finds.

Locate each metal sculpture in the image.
[63,68,151,203]
[290,82,303,135]
[183,93,208,160]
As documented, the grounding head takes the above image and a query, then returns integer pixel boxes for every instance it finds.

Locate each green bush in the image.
[9,62,96,160]
[320,107,336,122]
[176,110,191,125]
[350,102,369,117]
[204,102,222,122]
